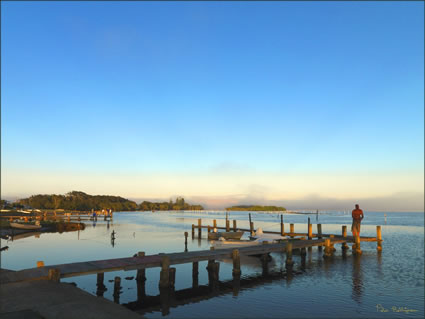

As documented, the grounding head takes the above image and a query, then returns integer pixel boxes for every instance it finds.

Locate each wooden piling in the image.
[232,249,241,277]
[376,226,382,251]
[308,223,313,240]
[184,232,188,250]
[191,224,195,238]
[323,239,333,258]
[48,268,60,282]
[233,220,237,232]
[280,215,284,236]
[341,226,349,250]
[136,252,146,282]
[212,262,220,282]
[285,242,293,269]
[159,256,170,288]
[226,220,230,232]
[169,267,176,288]
[97,272,104,284]
[113,276,121,303]
[198,219,202,238]
[192,261,199,288]
[290,224,294,238]
[213,219,217,228]
[317,224,322,238]
[249,213,253,234]
[354,235,362,255]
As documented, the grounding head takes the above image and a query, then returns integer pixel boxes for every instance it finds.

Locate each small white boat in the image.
[208,231,244,240]
[10,222,41,230]
[250,228,287,241]
[211,237,262,249]
[17,210,32,214]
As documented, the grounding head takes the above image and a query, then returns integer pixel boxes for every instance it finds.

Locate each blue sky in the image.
[1,1,424,210]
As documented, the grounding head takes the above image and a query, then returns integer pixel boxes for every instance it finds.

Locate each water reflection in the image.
[351,255,363,304]
[124,270,298,316]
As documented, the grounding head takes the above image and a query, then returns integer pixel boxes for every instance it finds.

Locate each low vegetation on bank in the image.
[2,192,204,212]
[226,205,286,211]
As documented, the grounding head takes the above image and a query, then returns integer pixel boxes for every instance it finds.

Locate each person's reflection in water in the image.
[352,255,364,304]
[107,221,110,230]
[92,220,96,228]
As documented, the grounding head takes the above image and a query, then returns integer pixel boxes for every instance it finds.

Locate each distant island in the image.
[2,191,204,212]
[226,205,286,211]
[139,197,204,211]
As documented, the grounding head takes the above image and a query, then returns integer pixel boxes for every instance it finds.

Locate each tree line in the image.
[226,205,286,211]
[3,191,204,212]
[139,197,204,211]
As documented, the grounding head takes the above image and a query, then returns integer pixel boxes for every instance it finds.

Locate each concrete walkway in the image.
[0,278,143,319]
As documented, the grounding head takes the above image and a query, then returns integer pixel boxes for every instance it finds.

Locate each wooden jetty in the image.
[1,220,381,285]
[0,217,382,317]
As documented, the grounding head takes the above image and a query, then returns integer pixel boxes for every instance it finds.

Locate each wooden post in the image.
[136,252,146,282]
[232,249,241,277]
[213,219,217,228]
[36,261,44,268]
[308,223,313,240]
[198,219,202,238]
[354,235,362,255]
[97,272,104,286]
[159,256,170,288]
[169,267,176,288]
[226,219,230,232]
[317,224,322,237]
[249,213,253,234]
[233,220,237,232]
[207,226,211,233]
[280,215,284,236]
[113,276,121,303]
[192,261,199,288]
[323,238,333,258]
[212,262,220,282]
[376,226,382,251]
[191,224,195,238]
[184,232,188,251]
[285,242,293,270]
[96,272,106,297]
[290,224,294,238]
[48,268,60,282]
[341,226,349,250]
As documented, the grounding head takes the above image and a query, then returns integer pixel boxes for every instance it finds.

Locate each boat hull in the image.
[208,231,244,240]
[10,222,42,230]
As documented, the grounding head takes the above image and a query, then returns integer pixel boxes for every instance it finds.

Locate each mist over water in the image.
[1,211,423,318]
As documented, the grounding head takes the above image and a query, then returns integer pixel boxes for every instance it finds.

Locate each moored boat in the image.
[208,231,244,240]
[10,222,42,230]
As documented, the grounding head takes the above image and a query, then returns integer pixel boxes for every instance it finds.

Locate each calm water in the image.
[1,211,424,318]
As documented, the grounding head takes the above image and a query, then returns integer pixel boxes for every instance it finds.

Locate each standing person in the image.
[351,204,364,237]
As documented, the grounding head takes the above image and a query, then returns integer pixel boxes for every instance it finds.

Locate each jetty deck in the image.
[0,235,374,285]
[1,218,383,318]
